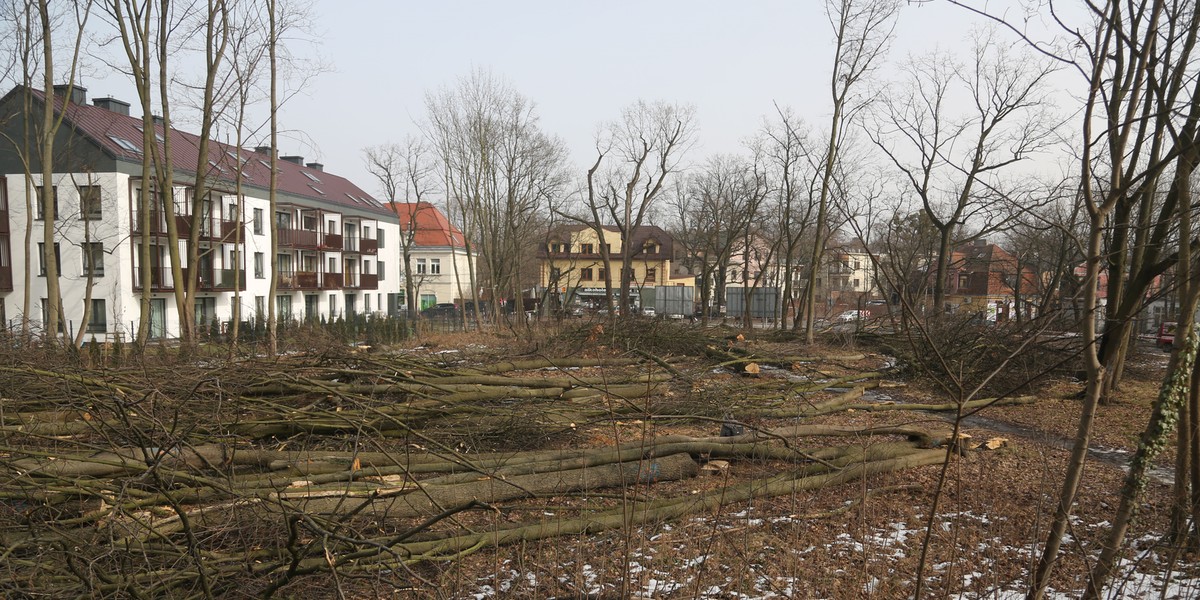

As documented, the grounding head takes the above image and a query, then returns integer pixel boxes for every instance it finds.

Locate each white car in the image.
[836,310,869,322]
[641,307,656,317]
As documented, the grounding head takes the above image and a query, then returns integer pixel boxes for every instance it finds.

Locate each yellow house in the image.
[537,224,680,308]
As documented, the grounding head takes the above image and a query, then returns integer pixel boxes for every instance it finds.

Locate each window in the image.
[302,214,317,230]
[364,294,371,312]
[378,261,385,281]
[86,299,107,333]
[853,278,860,288]
[35,186,58,220]
[958,274,970,288]
[228,203,238,221]
[430,258,441,275]
[108,135,142,153]
[329,294,337,318]
[598,268,607,281]
[416,258,427,275]
[580,243,594,254]
[623,268,635,280]
[277,295,293,320]
[377,228,385,248]
[550,242,562,253]
[254,252,264,279]
[301,171,322,183]
[78,185,102,220]
[82,242,104,277]
[41,298,64,333]
[253,208,263,235]
[644,243,658,254]
[37,242,60,276]
[255,296,266,319]
[194,297,216,327]
[328,256,337,273]
[550,267,562,280]
[580,267,593,281]
[646,268,656,283]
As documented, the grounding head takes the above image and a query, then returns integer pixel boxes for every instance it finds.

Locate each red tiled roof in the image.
[26,87,392,217]
[388,202,467,248]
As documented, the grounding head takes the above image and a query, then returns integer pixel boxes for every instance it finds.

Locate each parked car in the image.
[1157,321,1177,351]
[642,307,656,317]
[835,309,870,323]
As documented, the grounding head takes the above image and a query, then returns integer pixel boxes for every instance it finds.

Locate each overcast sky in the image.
[76,0,1060,199]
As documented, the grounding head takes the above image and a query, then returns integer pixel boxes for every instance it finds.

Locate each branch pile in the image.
[0,335,997,597]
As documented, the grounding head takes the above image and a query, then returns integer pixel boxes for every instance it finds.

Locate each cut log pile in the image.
[0,335,1025,597]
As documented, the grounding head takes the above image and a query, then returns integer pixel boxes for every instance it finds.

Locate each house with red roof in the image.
[0,84,405,339]
[388,202,476,311]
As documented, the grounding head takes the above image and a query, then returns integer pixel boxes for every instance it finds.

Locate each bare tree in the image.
[33,0,92,342]
[583,100,695,315]
[868,32,1058,317]
[364,137,437,318]
[800,0,899,343]
[424,70,568,327]
[671,153,764,326]
[760,105,819,329]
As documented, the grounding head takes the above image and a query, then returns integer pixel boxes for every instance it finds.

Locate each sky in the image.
[70,0,1061,200]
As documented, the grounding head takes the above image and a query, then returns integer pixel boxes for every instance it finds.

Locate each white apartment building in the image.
[0,85,404,341]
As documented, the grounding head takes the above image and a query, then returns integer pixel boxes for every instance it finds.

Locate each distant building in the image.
[536,224,689,309]
[388,202,475,311]
[944,240,1040,320]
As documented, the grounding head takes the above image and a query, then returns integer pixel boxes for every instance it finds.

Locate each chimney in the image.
[151,114,166,126]
[974,238,987,247]
[305,162,324,171]
[92,97,130,115]
[254,145,273,156]
[280,155,304,165]
[52,84,87,105]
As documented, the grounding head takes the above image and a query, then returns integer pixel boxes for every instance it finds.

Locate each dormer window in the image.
[643,242,658,254]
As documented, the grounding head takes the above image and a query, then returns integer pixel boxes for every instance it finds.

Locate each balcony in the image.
[133,267,175,291]
[185,267,245,291]
[320,233,343,250]
[131,216,244,243]
[278,228,320,249]
[360,238,378,256]
[0,265,11,291]
[279,270,345,290]
[359,273,378,290]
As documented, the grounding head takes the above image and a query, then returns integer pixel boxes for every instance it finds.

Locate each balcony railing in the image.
[0,208,8,234]
[132,215,244,243]
[360,238,378,256]
[185,267,245,291]
[133,266,174,291]
[279,270,344,290]
[321,233,343,250]
[359,273,379,290]
[0,265,11,291]
[278,228,320,249]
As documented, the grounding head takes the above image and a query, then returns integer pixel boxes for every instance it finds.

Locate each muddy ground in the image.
[0,321,1194,599]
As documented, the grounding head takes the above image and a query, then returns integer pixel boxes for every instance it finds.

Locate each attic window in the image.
[226,151,248,165]
[207,160,226,172]
[302,171,322,183]
[108,135,142,153]
[133,126,164,142]
[308,184,325,196]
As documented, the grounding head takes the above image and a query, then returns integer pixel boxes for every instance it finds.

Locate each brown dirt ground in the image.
[269,327,1196,599]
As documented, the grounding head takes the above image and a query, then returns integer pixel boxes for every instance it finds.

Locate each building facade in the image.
[389,202,475,311]
[537,224,688,310]
[0,85,404,340]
